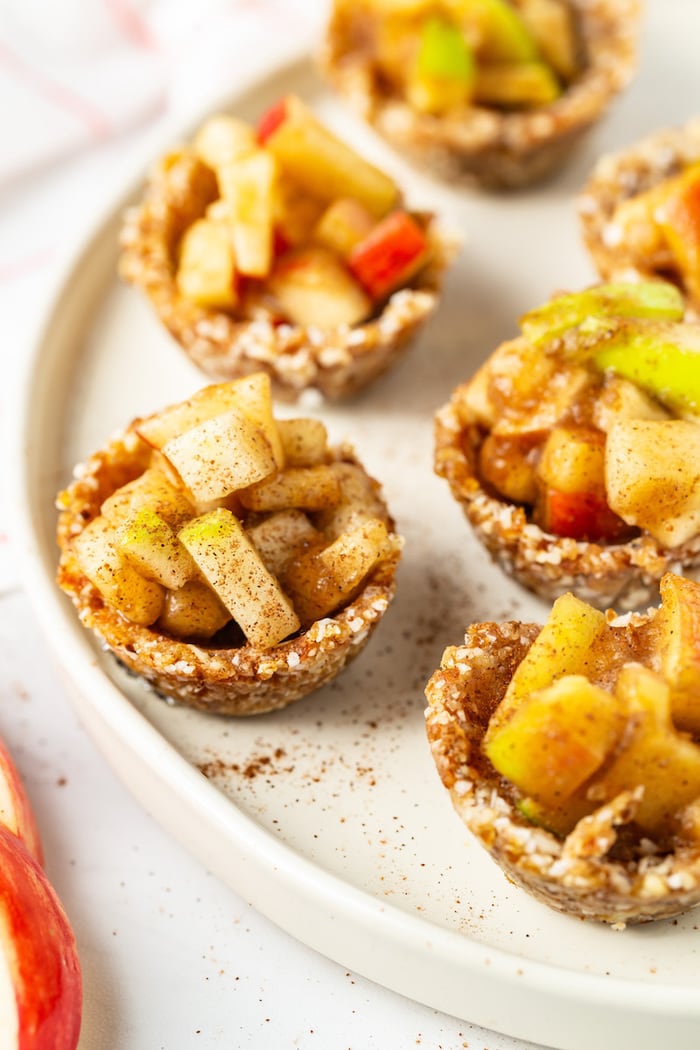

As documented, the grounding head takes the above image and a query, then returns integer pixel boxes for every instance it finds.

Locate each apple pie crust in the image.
[56,426,400,716]
[425,618,700,925]
[434,378,700,610]
[320,0,640,190]
[579,118,700,313]
[119,151,455,402]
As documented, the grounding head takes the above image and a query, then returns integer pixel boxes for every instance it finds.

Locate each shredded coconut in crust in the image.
[579,118,700,314]
[56,428,401,716]
[425,620,700,925]
[434,379,700,610]
[320,0,641,190]
[118,150,457,402]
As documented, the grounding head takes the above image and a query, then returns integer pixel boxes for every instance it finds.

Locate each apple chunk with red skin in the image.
[348,211,429,302]
[0,824,81,1050]
[0,738,43,865]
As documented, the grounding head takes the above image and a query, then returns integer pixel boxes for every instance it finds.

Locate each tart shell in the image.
[119,151,455,402]
[425,619,700,925]
[434,377,700,610]
[56,427,401,717]
[579,118,700,313]
[320,0,641,190]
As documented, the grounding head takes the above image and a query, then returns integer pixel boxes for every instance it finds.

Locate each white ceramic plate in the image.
[16,12,700,1049]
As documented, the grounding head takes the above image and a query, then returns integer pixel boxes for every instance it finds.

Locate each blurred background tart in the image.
[320,0,640,189]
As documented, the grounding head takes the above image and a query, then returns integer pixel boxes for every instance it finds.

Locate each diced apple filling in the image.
[484,574,700,840]
[174,97,433,326]
[367,0,580,115]
[608,163,700,304]
[471,280,700,548]
[69,375,399,647]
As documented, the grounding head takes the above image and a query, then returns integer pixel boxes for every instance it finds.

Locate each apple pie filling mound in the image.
[119,96,456,401]
[56,375,402,716]
[425,574,700,925]
[434,280,700,609]
[320,0,640,188]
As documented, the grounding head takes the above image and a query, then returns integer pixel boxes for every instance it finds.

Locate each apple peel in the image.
[0,825,81,1049]
[0,738,43,866]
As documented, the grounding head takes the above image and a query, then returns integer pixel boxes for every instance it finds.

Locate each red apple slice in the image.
[348,211,429,301]
[0,824,82,1049]
[0,738,43,865]
[535,487,633,543]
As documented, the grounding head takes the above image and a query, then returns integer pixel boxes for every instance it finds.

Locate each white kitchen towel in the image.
[0,0,325,191]
[0,0,328,596]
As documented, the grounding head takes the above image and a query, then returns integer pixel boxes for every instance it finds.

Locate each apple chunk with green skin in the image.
[592,320,700,418]
[258,95,400,218]
[0,824,82,1050]
[406,16,475,114]
[519,281,685,350]
[484,674,624,806]
[605,419,700,547]
[655,573,700,735]
[461,0,540,62]
[487,592,606,735]
[0,738,43,865]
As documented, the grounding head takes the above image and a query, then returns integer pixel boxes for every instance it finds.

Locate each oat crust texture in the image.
[425,619,700,926]
[56,426,401,716]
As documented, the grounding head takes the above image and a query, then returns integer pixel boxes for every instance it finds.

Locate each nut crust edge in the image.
[434,383,700,611]
[425,619,700,925]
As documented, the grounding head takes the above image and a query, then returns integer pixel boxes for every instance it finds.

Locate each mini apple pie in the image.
[434,280,700,610]
[320,0,640,189]
[425,573,700,925]
[119,96,455,401]
[56,374,402,716]
[579,118,700,315]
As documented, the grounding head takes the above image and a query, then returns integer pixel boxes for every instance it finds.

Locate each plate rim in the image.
[13,48,700,1050]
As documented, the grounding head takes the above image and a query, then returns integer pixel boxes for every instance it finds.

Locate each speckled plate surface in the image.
[16,14,700,1048]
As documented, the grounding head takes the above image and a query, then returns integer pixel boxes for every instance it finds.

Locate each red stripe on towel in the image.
[104,0,159,51]
[0,41,113,139]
